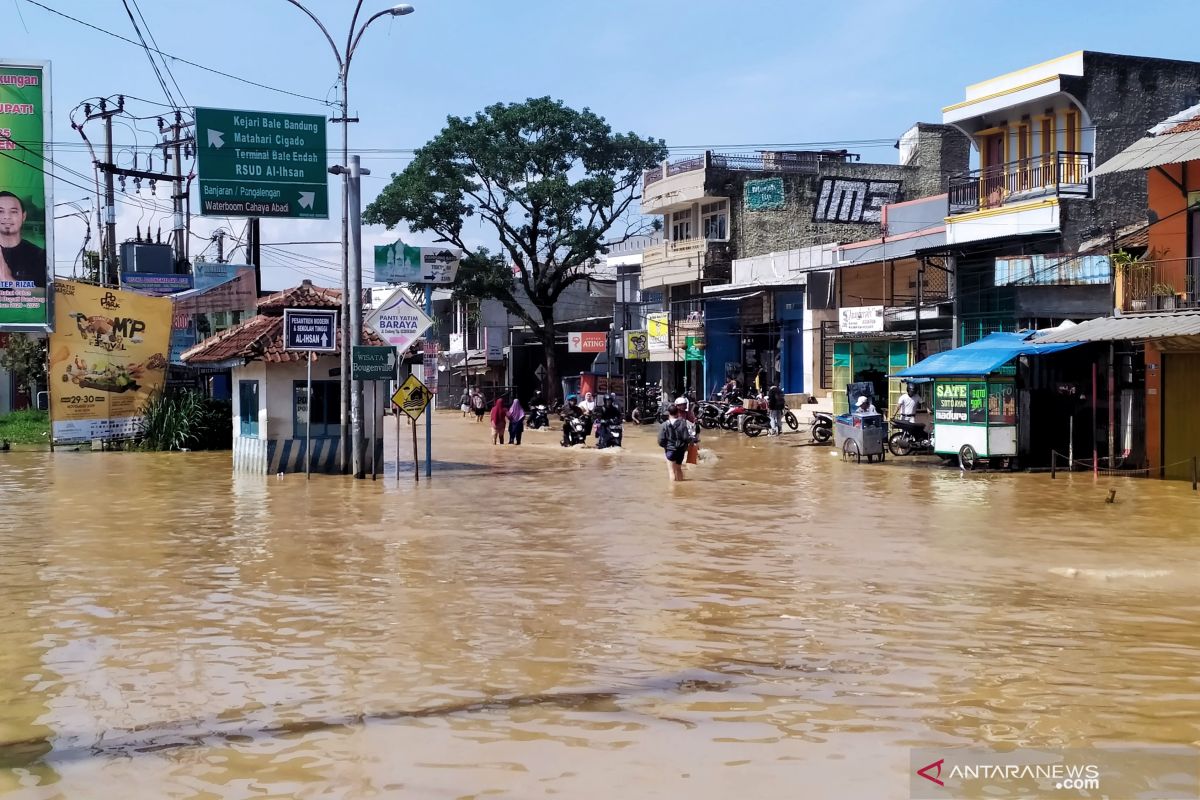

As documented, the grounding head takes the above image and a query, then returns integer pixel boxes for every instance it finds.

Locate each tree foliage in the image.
[0,333,47,399]
[364,97,667,396]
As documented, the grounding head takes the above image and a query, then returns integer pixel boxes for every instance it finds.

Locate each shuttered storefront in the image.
[1164,353,1200,480]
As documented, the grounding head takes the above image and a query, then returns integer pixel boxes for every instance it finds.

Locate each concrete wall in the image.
[1058,53,1200,251]
[716,125,967,261]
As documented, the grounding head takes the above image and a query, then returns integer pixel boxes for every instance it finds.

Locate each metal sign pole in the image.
[412,415,419,483]
[306,352,312,480]
[425,284,433,478]
[371,381,377,481]
[396,404,401,484]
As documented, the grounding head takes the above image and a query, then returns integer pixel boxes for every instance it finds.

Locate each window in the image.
[701,200,727,240]
[1039,115,1056,188]
[239,380,259,437]
[988,382,1016,425]
[671,209,692,241]
[294,380,341,438]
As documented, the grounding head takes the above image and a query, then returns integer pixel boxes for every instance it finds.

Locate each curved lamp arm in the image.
[349,6,414,63]
[282,0,345,74]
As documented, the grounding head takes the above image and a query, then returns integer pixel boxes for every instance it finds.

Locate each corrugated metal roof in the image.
[897,332,1082,378]
[1091,128,1200,176]
[1034,311,1200,342]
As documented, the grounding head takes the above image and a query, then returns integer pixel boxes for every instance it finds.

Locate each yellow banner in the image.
[49,281,173,441]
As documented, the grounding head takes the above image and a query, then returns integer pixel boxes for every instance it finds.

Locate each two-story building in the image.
[937,51,1200,343]
[651,123,969,399]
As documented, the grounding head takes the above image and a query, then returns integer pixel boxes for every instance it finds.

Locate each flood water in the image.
[3,413,1200,798]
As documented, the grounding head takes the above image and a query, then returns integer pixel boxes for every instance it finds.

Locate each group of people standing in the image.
[460,387,526,446]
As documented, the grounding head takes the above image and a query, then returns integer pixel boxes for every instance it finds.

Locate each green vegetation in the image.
[0,409,50,445]
[137,391,232,451]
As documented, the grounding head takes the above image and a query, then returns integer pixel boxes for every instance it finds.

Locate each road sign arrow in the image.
[298,191,315,209]
[207,129,224,148]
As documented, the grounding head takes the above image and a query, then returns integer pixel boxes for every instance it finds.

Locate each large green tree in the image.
[0,333,47,404]
[364,97,666,399]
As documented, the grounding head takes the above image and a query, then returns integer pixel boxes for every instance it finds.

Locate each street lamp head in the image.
[389,4,415,15]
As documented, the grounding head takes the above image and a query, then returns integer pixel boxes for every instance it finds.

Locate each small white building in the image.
[181,281,386,474]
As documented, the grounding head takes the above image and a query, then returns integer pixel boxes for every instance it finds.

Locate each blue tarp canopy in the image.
[896,331,1083,379]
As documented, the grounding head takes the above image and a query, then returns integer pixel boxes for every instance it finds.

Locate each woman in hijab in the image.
[489,397,507,445]
[507,398,526,446]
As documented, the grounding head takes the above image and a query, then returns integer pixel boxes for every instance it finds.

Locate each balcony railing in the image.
[643,150,857,192]
[1118,257,1200,313]
[948,151,1092,216]
[641,237,711,268]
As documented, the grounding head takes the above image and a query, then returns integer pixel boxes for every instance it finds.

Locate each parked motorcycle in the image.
[741,408,771,437]
[696,400,725,430]
[888,418,935,456]
[810,411,833,444]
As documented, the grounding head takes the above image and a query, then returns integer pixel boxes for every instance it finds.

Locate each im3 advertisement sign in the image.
[0,60,52,330]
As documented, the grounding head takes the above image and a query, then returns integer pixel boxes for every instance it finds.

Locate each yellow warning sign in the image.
[391,374,431,421]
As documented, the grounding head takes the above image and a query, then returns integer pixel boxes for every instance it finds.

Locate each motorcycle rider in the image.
[596,394,623,448]
[561,395,588,446]
[893,384,919,422]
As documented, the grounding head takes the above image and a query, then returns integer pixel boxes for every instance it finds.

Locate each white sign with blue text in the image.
[365,288,433,352]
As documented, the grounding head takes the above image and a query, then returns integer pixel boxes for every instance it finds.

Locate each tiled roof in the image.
[257,280,343,314]
[181,313,386,364]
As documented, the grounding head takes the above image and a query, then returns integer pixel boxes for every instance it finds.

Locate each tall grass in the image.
[138,391,232,451]
[0,409,49,444]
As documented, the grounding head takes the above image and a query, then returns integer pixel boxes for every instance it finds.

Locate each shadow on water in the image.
[0,656,846,769]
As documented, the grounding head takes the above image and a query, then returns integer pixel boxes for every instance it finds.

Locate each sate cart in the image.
[896,332,1080,470]
[834,381,886,463]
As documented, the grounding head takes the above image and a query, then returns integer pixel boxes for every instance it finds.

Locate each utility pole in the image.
[214,229,225,264]
[914,258,924,365]
[247,218,262,294]
[170,111,186,272]
[348,154,369,478]
[86,97,123,286]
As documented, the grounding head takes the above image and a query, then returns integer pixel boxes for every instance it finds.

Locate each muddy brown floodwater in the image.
[3,413,1200,798]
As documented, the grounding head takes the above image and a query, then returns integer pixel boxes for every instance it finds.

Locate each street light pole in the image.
[283,0,414,475]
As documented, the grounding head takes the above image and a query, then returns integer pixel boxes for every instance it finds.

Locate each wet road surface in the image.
[2,412,1200,798]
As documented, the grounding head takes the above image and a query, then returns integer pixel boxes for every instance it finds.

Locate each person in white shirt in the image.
[854,395,877,415]
[893,385,919,422]
[580,392,596,413]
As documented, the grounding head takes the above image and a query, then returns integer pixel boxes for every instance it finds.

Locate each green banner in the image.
[0,62,50,328]
[684,335,703,361]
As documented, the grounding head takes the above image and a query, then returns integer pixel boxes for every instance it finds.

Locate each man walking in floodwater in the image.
[657,404,694,482]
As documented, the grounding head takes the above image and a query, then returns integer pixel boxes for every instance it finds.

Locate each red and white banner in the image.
[568,331,607,353]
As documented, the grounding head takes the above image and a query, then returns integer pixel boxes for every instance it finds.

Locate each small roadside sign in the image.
[352,345,397,381]
[283,308,337,352]
[366,288,433,352]
[391,374,431,421]
[534,364,547,381]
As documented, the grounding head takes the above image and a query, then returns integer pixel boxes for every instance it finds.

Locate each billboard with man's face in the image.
[0,61,51,329]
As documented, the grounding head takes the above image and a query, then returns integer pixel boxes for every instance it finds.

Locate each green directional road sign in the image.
[352,345,398,381]
[195,107,328,219]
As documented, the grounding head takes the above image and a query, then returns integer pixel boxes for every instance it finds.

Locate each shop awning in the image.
[896,332,1083,379]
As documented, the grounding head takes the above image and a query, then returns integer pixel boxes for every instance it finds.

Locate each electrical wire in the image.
[23,0,335,107]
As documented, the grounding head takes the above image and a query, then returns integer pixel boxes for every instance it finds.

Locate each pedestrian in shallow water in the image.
[490,397,507,445]
[459,387,471,417]
[507,398,525,445]
[470,388,487,422]
[657,404,694,482]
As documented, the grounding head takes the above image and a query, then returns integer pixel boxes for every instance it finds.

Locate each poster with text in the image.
[49,281,172,442]
[0,61,51,328]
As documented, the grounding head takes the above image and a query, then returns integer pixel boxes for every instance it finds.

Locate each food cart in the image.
[896,332,1081,470]
[834,381,886,463]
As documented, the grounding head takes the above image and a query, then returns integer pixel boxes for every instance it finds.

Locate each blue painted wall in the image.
[704,300,740,398]
[777,290,805,394]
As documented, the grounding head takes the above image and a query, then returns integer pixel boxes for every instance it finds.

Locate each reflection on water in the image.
[3,416,1200,798]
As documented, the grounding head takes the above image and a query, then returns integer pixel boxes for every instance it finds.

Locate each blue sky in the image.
[7,0,1200,289]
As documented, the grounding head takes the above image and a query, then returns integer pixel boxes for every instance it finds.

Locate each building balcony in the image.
[1117,257,1199,313]
[947,152,1092,216]
[640,239,731,289]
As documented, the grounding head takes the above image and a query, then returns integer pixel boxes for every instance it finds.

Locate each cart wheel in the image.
[843,438,861,464]
[959,444,978,471]
[784,410,799,431]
